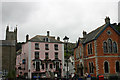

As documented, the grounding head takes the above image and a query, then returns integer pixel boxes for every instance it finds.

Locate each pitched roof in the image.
[29,35,63,43]
[82,24,105,44]
[81,23,120,44]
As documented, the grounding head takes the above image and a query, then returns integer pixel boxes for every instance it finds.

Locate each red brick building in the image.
[74,17,120,77]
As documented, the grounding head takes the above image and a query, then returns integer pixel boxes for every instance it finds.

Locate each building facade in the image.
[0,26,17,77]
[16,31,64,78]
[74,17,120,77]
[64,56,75,78]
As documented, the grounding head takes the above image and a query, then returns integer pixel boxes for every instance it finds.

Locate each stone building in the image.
[0,26,17,77]
[74,17,120,77]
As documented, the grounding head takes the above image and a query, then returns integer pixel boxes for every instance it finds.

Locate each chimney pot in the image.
[83,31,87,37]
[26,34,29,42]
[47,31,50,36]
[57,37,60,41]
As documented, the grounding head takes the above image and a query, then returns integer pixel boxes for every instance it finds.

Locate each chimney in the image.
[83,31,87,37]
[26,34,29,42]
[57,37,60,41]
[6,25,9,32]
[105,16,110,24]
[47,31,50,36]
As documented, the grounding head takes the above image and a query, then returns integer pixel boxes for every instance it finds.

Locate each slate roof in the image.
[29,35,63,43]
[78,23,120,45]
[82,24,105,44]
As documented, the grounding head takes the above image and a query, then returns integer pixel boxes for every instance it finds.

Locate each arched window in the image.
[90,43,92,54]
[88,44,90,54]
[116,61,119,72]
[89,62,94,73]
[91,62,94,73]
[103,42,108,53]
[108,39,112,53]
[80,47,82,56]
[89,62,91,73]
[88,43,92,55]
[113,42,117,53]
[104,61,109,73]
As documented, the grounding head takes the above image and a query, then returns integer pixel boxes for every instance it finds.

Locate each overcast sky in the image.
[1,0,119,43]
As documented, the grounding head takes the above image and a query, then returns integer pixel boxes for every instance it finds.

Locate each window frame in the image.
[45,44,49,50]
[89,62,94,74]
[108,39,112,53]
[104,61,109,73]
[36,61,40,71]
[88,44,90,55]
[55,52,58,59]
[45,52,49,59]
[113,42,117,53]
[50,64,53,69]
[115,61,120,73]
[103,41,108,53]
[35,43,39,50]
[35,51,39,59]
[88,43,93,55]
[42,63,44,70]
[80,46,82,57]
[54,44,58,50]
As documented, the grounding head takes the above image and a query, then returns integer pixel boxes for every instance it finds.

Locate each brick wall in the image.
[74,25,120,77]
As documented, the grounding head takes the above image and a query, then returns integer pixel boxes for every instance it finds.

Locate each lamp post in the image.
[63,36,69,79]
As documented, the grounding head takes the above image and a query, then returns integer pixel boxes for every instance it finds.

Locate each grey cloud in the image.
[1,1,119,42]
[2,2,39,24]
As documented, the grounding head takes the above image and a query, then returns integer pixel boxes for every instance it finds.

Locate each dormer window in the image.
[44,37,50,42]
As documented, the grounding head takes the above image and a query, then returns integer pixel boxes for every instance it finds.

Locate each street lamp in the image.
[63,36,69,79]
